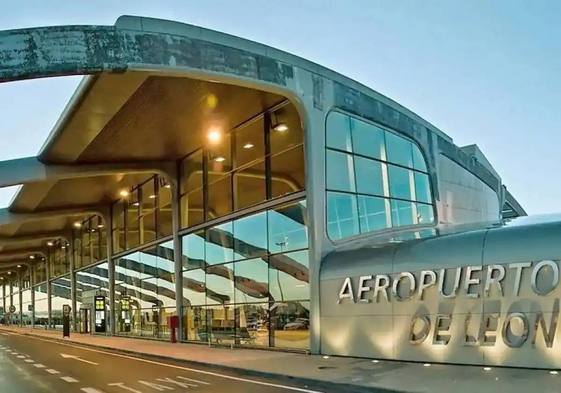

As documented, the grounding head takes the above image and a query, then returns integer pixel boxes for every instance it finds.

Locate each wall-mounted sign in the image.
[120,296,131,332]
[9,305,15,313]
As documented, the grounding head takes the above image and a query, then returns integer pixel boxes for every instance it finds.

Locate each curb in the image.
[2,328,400,393]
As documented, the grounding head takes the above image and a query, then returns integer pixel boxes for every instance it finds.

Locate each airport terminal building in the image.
[2,16,557,370]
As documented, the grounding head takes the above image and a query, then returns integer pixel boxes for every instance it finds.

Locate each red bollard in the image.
[169,315,179,343]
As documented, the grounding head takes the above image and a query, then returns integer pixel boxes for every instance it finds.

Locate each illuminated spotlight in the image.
[207,128,222,144]
[119,189,129,198]
[550,370,559,375]
[97,224,104,229]
[205,94,218,109]
[322,355,330,359]
[273,123,289,132]
[7,271,11,275]
[29,255,35,260]
[149,194,157,199]
[214,156,226,163]
[61,245,66,250]
[423,363,431,367]
[132,202,140,207]
[164,184,171,189]
[16,265,21,268]
[46,241,54,247]
[483,367,492,372]
[371,360,380,364]
[73,221,82,229]
[243,142,254,149]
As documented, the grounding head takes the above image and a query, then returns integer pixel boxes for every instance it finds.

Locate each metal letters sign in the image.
[337,260,560,349]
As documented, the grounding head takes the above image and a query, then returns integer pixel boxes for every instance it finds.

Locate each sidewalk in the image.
[1,325,560,393]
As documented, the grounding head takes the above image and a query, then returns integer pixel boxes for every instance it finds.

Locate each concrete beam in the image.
[0,230,68,246]
[0,205,105,226]
[0,249,46,262]
[0,156,176,189]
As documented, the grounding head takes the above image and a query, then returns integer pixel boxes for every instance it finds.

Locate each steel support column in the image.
[171,181,184,341]
[46,256,51,329]
[106,210,115,336]
[9,281,12,325]
[30,264,34,329]
[18,271,22,326]
[1,283,5,318]
[70,232,77,332]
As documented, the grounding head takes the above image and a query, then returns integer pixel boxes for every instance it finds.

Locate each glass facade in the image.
[74,215,107,269]
[325,111,435,240]
[180,102,305,228]
[182,199,309,349]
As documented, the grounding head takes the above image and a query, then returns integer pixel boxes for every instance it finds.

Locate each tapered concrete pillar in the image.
[171,181,184,341]
[105,210,115,336]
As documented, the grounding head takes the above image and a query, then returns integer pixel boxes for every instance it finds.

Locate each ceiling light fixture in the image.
[273,123,289,132]
[207,128,222,144]
[149,194,157,199]
[164,184,171,189]
[132,202,140,207]
[97,224,104,229]
[46,241,54,247]
[243,142,254,149]
[119,189,129,198]
[7,271,11,275]
[423,363,431,367]
[16,265,21,268]
[73,222,82,228]
[214,156,226,163]
[29,255,35,260]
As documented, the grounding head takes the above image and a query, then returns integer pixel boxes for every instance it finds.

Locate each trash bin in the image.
[168,315,179,343]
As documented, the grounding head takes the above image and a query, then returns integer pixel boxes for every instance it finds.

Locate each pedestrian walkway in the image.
[1,325,559,393]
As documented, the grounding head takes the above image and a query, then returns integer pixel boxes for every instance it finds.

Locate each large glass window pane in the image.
[207,176,232,219]
[233,212,267,259]
[268,201,308,253]
[358,195,390,233]
[180,151,203,230]
[180,150,203,195]
[327,192,359,240]
[416,203,435,225]
[182,231,206,271]
[351,118,385,160]
[140,179,156,244]
[414,172,432,204]
[207,305,235,344]
[236,303,269,347]
[386,132,413,168]
[158,179,173,237]
[326,111,352,152]
[391,200,415,227]
[180,187,204,228]
[112,201,125,254]
[234,258,269,303]
[269,250,309,302]
[270,145,305,199]
[184,306,207,341]
[205,221,234,264]
[388,165,414,200]
[234,160,266,210]
[206,264,234,305]
[183,269,206,307]
[326,150,355,192]
[270,301,310,350]
[412,144,427,172]
[207,134,232,182]
[270,104,303,155]
[235,117,265,168]
[354,157,384,196]
[127,190,140,249]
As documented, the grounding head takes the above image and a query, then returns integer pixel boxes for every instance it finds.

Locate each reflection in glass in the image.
[414,172,432,204]
[386,132,413,168]
[388,165,413,200]
[233,212,267,259]
[416,203,435,225]
[354,157,384,196]
[269,250,309,302]
[184,306,207,342]
[326,111,352,151]
[351,117,386,160]
[206,263,234,305]
[270,145,305,199]
[182,231,206,271]
[236,303,269,347]
[234,258,269,303]
[234,160,266,210]
[391,200,415,227]
[207,176,232,219]
[270,301,310,349]
[206,222,234,265]
[183,269,206,307]
[268,201,308,253]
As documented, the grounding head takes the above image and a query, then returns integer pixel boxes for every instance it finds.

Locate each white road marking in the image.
[33,363,45,368]
[60,353,99,365]
[138,380,173,391]
[60,376,79,383]
[17,355,26,359]
[81,388,105,393]
[24,359,34,363]
[177,375,211,385]
[46,369,60,374]
[157,377,196,388]
[108,382,142,392]
[5,331,324,393]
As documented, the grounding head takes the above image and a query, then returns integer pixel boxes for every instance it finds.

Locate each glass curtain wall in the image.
[325,111,435,240]
[111,176,173,255]
[74,215,107,269]
[32,257,48,327]
[75,262,110,333]
[180,102,305,229]
[114,241,176,339]
[50,275,71,329]
[182,199,310,350]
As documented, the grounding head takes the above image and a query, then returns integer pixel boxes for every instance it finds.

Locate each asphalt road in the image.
[0,331,333,393]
